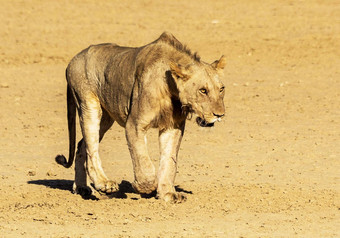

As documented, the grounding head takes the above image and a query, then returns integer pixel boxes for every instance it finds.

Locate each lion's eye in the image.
[199,88,208,94]
[220,86,225,93]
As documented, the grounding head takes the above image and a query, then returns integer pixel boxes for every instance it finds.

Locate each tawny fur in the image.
[56,32,226,202]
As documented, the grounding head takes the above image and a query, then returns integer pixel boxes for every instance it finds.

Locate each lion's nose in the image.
[213,113,224,118]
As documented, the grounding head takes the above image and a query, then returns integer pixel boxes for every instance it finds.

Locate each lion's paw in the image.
[162,192,187,203]
[94,180,119,194]
[132,180,157,194]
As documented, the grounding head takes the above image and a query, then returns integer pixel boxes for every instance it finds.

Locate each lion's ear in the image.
[170,62,192,81]
[211,55,227,70]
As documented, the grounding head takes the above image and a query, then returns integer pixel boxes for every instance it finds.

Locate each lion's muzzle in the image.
[196,112,224,127]
[196,117,215,127]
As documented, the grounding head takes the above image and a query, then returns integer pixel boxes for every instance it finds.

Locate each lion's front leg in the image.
[125,120,157,194]
[157,124,186,203]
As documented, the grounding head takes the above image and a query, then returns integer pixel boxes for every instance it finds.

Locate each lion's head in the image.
[170,55,226,127]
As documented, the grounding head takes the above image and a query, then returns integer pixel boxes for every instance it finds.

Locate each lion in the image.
[55,32,226,203]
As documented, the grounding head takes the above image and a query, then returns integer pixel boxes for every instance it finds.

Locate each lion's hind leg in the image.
[73,139,92,197]
[79,95,118,194]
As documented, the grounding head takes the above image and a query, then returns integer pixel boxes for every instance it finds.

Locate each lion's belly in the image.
[98,88,130,127]
[98,76,135,128]
[96,48,139,127]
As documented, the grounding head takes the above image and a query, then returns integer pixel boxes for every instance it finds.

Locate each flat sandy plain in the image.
[0,0,339,237]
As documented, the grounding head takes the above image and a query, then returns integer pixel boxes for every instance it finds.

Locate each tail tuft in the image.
[55,84,77,170]
[55,155,68,167]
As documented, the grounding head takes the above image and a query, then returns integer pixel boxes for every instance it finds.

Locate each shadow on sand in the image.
[28,179,192,200]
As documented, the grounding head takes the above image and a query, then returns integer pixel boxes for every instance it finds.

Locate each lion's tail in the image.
[55,84,77,168]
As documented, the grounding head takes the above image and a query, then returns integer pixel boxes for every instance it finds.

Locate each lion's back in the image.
[66,43,129,93]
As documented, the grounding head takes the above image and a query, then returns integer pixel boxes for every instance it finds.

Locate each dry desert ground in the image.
[0,0,339,237]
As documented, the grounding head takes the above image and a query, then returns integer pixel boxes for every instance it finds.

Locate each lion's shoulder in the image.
[153,32,201,62]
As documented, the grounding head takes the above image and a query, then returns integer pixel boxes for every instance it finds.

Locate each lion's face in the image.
[170,56,226,127]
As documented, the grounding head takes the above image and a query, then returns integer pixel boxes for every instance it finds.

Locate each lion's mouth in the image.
[196,117,215,127]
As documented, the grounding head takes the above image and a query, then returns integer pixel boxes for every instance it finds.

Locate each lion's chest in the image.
[150,97,185,130]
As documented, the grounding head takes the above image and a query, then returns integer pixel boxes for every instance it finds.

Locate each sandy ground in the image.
[0,0,339,237]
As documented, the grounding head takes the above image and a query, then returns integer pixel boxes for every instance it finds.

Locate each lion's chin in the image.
[196,117,215,127]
